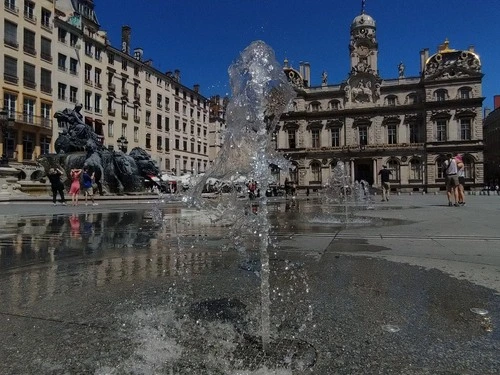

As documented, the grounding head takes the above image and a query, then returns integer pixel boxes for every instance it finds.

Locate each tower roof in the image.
[351,13,376,30]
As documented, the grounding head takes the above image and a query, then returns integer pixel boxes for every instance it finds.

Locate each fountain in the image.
[37,104,161,194]
[320,160,374,225]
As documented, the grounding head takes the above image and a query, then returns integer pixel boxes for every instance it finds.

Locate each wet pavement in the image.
[0,195,499,374]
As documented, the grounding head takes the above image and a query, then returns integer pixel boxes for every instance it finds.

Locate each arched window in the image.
[328,100,341,110]
[409,158,422,180]
[435,89,448,101]
[385,95,398,106]
[311,161,322,183]
[309,101,321,112]
[405,93,418,104]
[458,87,472,99]
[436,155,447,179]
[387,159,400,181]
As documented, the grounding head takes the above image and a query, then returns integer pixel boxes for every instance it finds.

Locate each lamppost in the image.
[117,136,128,153]
[0,109,15,167]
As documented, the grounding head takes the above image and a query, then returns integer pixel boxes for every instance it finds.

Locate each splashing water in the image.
[321,161,374,224]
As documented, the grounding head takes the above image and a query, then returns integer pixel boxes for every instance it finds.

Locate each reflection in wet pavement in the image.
[0,202,499,374]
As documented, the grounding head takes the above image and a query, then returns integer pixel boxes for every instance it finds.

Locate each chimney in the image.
[144,59,153,66]
[174,69,180,82]
[133,48,143,61]
[303,62,310,87]
[420,48,429,74]
[299,61,304,78]
[495,95,500,110]
[193,84,200,93]
[121,25,131,55]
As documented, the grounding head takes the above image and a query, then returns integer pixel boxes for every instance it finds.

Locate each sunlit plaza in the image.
[2,0,500,374]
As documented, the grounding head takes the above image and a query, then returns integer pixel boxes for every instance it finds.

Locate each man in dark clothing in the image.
[378,165,392,202]
[48,168,66,205]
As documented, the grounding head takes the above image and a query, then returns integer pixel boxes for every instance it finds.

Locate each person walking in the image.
[455,154,466,206]
[82,167,97,206]
[69,168,82,206]
[378,165,392,202]
[47,167,66,205]
[442,153,460,206]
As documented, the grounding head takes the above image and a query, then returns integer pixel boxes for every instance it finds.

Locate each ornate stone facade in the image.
[277,10,484,193]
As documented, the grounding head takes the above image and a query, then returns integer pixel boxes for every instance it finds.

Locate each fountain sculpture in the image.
[38,104,160,194]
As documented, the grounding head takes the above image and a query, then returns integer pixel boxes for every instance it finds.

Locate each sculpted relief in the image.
[343,76,381,104]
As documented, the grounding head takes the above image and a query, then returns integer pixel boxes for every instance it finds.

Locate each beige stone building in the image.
[1,0,211,179]
[1,0,55,177]
[277,9,484,192]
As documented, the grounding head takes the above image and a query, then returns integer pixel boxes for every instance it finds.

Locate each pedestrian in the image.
[82,167,97,206]
[69,168,82,206]
[442,153,459,206]
[378,165,392,201]
[47,167,67,205]
[455,154,466,206]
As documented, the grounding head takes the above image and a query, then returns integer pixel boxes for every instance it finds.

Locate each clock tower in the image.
[349,9,378,75]
[343,5,381,104]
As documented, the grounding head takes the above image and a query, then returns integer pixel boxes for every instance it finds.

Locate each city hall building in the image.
[276,8,484,192]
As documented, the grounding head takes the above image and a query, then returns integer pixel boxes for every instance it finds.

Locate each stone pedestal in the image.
[0,166,27,199]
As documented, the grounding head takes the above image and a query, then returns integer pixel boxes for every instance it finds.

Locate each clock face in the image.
[357,45,369,56]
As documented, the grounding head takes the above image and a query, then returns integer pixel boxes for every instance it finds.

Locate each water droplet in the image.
[381,324,400,333]
[470,307,489,316]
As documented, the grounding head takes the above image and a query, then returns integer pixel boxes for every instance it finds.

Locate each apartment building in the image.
[278,8,484,192]
[1,0,212,179]
[1,0,55,172]
[106,26,210,174]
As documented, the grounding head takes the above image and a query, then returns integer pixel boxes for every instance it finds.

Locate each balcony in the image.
[23,79,36,89]
[145,121,151,127]
[40,52,52,62]
[108,83,116,91]
[121,88,129,96]
[108,109,115,116]
[145,98,151,105]
[134,116,140,123]
[23,45,36,55]
[95,82,102,89]
[134,93,140,101]
[4,38,19,49]
[4,1,18,14]
[121,112,128,120]
[12,112,52,129]
[4,73,18,84]
[95,108,102,114]
[41,21,53,32]
[85,79,93,86]
[24,12,36,23]
[40,85,52,94]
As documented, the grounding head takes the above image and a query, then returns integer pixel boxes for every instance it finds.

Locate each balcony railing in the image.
[85,79,93,86]
[40,52,52,62]
[40,85,52,94]
[24,12,36,23]
[23,79,36,89]
[4,1,19,14]
[4,73,18,84]
[108,109,115,116]
[121,112,128,120]
[11,112,52,129]
[23,45,36,55]
[95,82,102,89]
[41,20,53,31]
[134,115,140,123]
[108,83,116,91]
[4,38,19,49]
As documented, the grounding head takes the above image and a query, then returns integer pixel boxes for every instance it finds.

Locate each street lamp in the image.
[0,109,15,167]
[117,136,128,153]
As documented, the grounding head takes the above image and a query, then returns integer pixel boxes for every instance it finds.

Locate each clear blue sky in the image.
[96,0,499,108]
